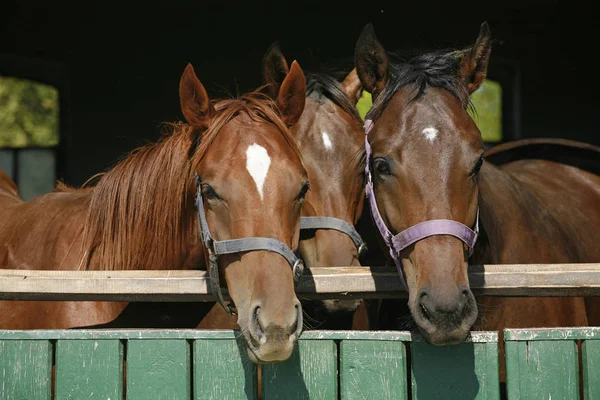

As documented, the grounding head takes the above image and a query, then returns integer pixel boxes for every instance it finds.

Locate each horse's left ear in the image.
[341,68,362,105]
[458,22,492,95]
[262,41,290,98]
[277,60,306,126]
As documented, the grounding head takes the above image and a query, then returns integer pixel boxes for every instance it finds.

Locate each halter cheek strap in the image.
[364,119,479,288]
[195,174,304,316]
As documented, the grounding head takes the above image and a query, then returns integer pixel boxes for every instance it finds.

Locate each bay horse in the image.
[354,21,600,351]
[0,61,309,363]
[262,43,369,329]
[196,44,372,332]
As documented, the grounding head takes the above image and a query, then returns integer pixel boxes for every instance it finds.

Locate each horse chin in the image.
[417,326,471,346]
[244,338,294,364]
[409,298,478,346]
[322,299,362,314]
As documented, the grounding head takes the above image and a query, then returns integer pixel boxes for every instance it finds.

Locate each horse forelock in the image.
[81,89,303,271]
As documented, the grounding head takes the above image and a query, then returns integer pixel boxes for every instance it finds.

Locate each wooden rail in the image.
[1,264,600,301]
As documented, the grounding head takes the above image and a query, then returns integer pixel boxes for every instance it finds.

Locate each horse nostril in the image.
[291,302,303,338]
[420,302,431,321]
[418,289,431,321]
[462,289,470,298]
[253,305,265,343]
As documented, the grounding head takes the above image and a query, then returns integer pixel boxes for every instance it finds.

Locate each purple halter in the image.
[364,119,479,287]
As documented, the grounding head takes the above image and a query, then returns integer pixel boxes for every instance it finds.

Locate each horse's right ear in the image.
[277,60,306,127]
[341,68,362,105]
[179,63,215,129]
[262,42,290,98]
[355,24,389,98]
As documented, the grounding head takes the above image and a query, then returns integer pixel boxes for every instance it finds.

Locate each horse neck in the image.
[83,129,198,271]
[475,162,575,263]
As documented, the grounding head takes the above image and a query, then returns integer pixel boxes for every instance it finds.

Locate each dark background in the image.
[1,0,596,186]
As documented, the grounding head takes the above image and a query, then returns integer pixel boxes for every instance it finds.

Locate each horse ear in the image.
[355,23,389,98]
[458,22,492,95]
[262,42,290,98]
[277,60,306,126]
[341,68,362,105]
[179,63,215,129]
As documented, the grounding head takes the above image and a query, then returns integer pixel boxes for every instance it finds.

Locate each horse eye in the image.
[297,182,310,201]
[472,155,484,176]
[202,184,220,200]
[373,158,391,176]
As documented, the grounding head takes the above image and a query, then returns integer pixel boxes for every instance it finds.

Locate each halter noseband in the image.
[300,217,367,257]
[364,119,479,288]
[195,174,304,316]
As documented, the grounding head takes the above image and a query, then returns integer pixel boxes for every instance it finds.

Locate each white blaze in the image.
[321,131,333,150]
[422,126,438,142]
[245,143,271,200]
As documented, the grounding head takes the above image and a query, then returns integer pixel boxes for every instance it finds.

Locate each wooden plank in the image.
[0,329,498,342]
[0,329,239,341]
[55,339,124,400]
[505,340,579,400]
[262,340,338,399]
[340,340,407,400]
[126,339,191,400]
[193,338,258,400]
[0,339,52,400]
[411,340,499,400]
[504,326,600,341]
[2,264,600,301]
[581,339,600,400]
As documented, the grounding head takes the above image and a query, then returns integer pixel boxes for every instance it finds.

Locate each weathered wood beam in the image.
[0,264,599,301]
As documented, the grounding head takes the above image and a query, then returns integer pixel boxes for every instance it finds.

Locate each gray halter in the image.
[300,217,367,257]
[195,174,304,316]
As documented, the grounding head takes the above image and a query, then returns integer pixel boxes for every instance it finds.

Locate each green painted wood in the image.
[0,340,52,400]
[55,339,123,400]
[0,329,500,341]
[262,340,337,399]
[0,329,240,340]
[126,339,191,400]
[340,340,407,400]
[301,331,413,341]
[411,341,500,400]
[582,339,600,400]
[505,340,579,400]
[504,327,600,341]
[193,338,257,400]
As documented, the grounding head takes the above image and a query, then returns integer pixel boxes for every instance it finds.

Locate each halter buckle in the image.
[292,259,304,282]
[357,242,368,258]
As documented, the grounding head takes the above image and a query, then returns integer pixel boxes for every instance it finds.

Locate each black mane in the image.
[366,50,470,123]
[305,73,361,121]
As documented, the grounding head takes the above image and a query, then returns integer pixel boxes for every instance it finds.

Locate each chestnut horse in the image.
[196,45,371,332]
[354,21,600,351]
[0,61,309,363]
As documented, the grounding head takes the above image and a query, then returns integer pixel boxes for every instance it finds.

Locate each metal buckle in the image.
[292,259,304,282]
[358,242,368,258]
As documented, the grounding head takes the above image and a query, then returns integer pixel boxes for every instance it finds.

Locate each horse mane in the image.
[305,73,361,121]
[82,89,301,271]
[366,49,471,123]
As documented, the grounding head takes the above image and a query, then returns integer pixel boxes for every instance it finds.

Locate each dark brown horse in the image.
[354,21,599,351]
[262,43,369,329]
[0,61,309,363]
